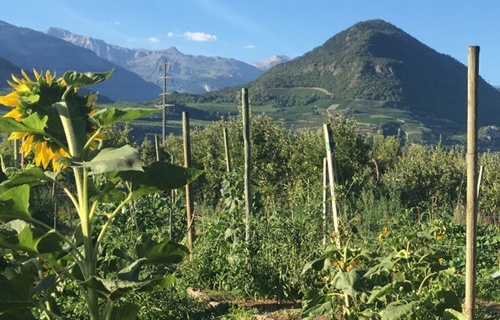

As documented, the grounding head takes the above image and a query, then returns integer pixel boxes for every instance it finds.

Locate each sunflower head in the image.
[0,69,104,171]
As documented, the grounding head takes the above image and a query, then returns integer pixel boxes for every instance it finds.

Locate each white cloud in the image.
[167,32,175,38]
[149,37,160,43]
[244,44,256,49]
[183,31,217,42]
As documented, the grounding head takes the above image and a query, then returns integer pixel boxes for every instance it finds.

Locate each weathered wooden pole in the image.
[183,112,195,249]
[323,124,340,247]
[242,88,252,245]
[223,127,231,173]
[465,45,479,320]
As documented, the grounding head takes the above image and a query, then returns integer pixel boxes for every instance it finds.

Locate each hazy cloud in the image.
[149,37,160,43]
[244,44,256,49]
[167,32,175,38]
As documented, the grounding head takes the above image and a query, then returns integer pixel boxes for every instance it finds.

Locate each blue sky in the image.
[2,0,500,84]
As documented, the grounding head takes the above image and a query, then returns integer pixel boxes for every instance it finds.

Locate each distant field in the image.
[0,97,468,147]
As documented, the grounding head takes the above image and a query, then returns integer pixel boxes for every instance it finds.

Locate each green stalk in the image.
[56,95,100,319]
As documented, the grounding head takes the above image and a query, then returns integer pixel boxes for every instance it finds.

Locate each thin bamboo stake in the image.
[465,45,479,320]
[154,135,160,162]
[183,112,195,250]
[223,127,231,173]
[323,124,340,247]
[13,139,20,168]
[242,88,252,245]
[477,165,484,200]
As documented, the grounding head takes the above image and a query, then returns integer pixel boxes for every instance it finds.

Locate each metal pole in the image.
[242,88,252,245]
[465,45,479,320]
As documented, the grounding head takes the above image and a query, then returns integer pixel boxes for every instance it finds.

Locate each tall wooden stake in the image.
[154,135,160,162]
[183,112,194,250]
[242,88,252,245]
[322,157,328,245]
[465,45,479,320]
[323,124,340,247]
[223,127,231,173]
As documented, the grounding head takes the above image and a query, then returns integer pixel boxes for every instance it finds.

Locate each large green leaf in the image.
[443,308,466,320]
[0,114,47,134]
[62,70,113,87]
[0,274,36,313]
[111,303,140,320]
[0,185,31,219]
[82,275,171,301]
[91,108,159,128]
[78,146,144,174]
[0,167,51,194]
[380,300,418,320]
[116,162,203,199]
[334,269,361,298]
[135,236,189,265]
[0,220,63,256]
[301,289,333,320]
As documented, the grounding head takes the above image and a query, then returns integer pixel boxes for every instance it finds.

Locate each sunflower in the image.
[0,70,103,171]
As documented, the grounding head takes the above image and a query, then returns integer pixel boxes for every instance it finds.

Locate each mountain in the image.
[45,28,264,94]
[0,56,20,90]
[0,20,161,102]
[250,55,292,70]
[245,19,500,129]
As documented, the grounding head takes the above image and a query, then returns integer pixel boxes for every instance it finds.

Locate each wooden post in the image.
[323,124,340,247]
[322,157,328,245]
[465,45,479,320]
[223,127,231,173]
[183,112,195,249]
[242,88,252,245]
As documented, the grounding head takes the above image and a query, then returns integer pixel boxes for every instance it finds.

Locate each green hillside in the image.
[168,19,500,145]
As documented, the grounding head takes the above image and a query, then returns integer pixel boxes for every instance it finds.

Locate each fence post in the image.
[322,157,328,245]
[465,45,479,320]
[242,88,252,245]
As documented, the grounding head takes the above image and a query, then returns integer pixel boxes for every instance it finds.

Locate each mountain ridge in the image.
[45,27,266,94]
[0,20,161,102]
[243,19,500,128]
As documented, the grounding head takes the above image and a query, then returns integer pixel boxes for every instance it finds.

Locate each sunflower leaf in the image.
[0,185,31,219]
[0,114,47,134]
[78,145,144,174]
[62,70,113,87]
[115,162,203,199]
[91,108,159,128]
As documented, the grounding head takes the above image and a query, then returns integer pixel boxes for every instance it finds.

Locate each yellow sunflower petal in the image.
[21,70,34,82]
[45,70,53,83]
[33,69,41,80]
[11,74,23,85]
[4,108,23,121]
[52,148,68,171]
[34,141,54,169]
[20,134,34,155]
[7,132,28,141]
[0,91,20,107]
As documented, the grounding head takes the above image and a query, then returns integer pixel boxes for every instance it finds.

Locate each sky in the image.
[1,0,500,84]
